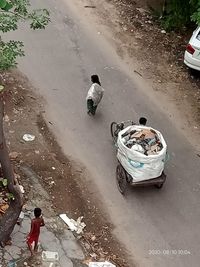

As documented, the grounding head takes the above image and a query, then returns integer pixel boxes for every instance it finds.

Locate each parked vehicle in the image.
[184,26,200,71]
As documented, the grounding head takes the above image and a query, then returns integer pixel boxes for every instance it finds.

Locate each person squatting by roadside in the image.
[86,75,104,116]
[27,208,45,256]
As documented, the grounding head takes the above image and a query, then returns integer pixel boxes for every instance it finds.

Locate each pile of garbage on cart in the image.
[117,125,167,181]
[121,127,163,155]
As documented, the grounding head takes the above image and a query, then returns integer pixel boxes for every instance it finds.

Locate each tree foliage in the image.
[191,0,200,24]
[0,0,50,70]
[160,0,200,31]
[0,0,49,245]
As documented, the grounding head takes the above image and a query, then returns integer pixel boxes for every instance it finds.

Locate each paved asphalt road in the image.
[9,0,200,266]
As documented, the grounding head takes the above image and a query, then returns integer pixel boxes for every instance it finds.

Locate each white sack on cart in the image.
[117,125,167,182]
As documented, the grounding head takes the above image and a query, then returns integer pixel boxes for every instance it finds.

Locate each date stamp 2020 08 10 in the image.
[148,250,191,256]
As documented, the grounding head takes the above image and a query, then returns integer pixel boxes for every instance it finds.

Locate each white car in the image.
[184,26,200,71]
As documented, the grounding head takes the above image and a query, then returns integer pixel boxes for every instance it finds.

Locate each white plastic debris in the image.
[59,214,86,234]
[23,134,35,142]
[17,211,25,225]
[42,251,59,262]
[89,262,116,267]
[19,185,25,194]
[19,211,25,220]
[161,29,166,34]
[0,85,4,92]
[9,151,20,159]
[136,7,148,14]
[4,115,9,122]
[7,261,16,267]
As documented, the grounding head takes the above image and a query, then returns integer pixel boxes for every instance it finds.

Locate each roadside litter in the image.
[9,151,20,160]
[4,115,9,122]
[22,134,35,142]
[7,256,29,267]
[17,211,25,225]
[0,203,9,214]
[19,185,25,194]
[0,85,4,92]
[89,261,116,267]
[59,214,86,234]
[42,251,59,262]
[7,261,16,267]
[84,5,96,8]
[19,211,24,220]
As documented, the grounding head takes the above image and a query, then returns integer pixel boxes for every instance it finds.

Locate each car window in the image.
[196,31,200,41]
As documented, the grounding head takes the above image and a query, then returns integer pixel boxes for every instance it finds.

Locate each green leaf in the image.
[2,178,8,187]
[2,2,13,11]
[0,1,50,70]
[0,40,25,70]
[13,0,30,16]
[0,85,4,92]
[0,13,19,33]
[29,9,50,30]
[0,0,7,8]
[7,193,15,200]
[0,178,7,186]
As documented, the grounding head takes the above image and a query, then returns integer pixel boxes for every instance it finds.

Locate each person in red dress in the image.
[27,208,45,256]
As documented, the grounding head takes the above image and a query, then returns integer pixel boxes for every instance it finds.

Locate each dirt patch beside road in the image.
[0,70,131,267]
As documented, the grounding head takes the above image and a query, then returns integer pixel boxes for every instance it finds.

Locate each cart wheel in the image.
[110,122,118,143]
[154,183,163,189]
[116,164,127,194]
[154,172,166,189]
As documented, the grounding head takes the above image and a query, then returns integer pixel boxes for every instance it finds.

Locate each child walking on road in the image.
[27,208,45,256]
[86,75,104,116]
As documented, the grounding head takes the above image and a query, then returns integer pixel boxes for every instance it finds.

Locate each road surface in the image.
[9,0,200,266]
